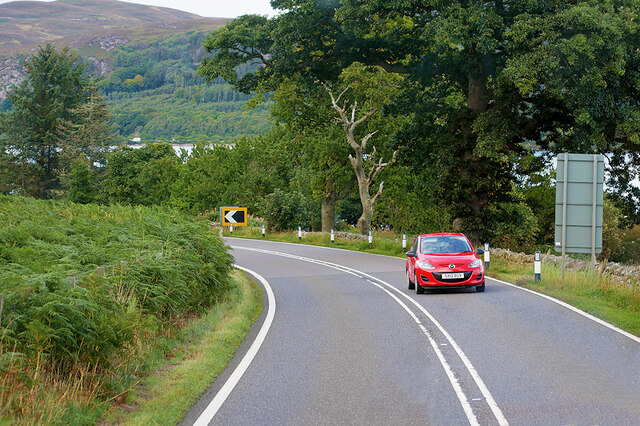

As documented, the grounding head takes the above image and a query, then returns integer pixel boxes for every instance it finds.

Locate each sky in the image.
[0,0,278,18]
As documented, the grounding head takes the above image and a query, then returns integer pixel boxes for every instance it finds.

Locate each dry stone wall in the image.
[492,247,640,288]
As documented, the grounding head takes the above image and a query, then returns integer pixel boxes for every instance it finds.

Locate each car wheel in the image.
[476,282,485,293]
[415,273,425,294]
[407,268,415,290]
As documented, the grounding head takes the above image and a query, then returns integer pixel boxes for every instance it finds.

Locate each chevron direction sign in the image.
[220,207,248,226]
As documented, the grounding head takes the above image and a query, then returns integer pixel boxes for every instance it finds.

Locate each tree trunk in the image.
[467,51,493,113]
[321,180,336,232]
[356,183,374,235]
[350,146,374,235]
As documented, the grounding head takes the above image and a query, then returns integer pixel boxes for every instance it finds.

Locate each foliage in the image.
[601,197,625,261]
[102,143,181,206]
[0,44,103,198]
[101,33,272,141]
[201,0,640,243]
[67,160,99,204]
[484,199,540,251]
[619,225,640,264]
[263,188,317,232]
[0,195,233,422]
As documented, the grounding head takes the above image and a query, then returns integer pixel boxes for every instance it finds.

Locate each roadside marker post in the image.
[484,243,490,269]
[402,234,407,249]
[262,224,265,237]
[331,229,335,244]
[368,229,373,245]
[534,251,541,282]
[298,227,302,241]
[230,224,233,234]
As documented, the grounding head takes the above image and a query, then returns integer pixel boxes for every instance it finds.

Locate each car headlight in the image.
[416,260,435,270]
[468,259,482,268]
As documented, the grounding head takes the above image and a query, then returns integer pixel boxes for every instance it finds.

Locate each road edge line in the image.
[487,276,640,345]
[192,265,276,426]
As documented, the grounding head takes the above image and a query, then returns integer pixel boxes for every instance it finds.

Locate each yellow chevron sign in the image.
[220,207,247,226]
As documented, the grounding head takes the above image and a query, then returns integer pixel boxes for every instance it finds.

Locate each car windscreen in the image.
[420,236,472,254]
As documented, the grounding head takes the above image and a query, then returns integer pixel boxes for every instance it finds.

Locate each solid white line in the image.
[234,246,501,426]
[487,276,640,345]
[192,265,276,426]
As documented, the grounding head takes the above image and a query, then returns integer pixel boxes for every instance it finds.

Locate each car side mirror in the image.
[476,248,484,256]
[406,250,416,257]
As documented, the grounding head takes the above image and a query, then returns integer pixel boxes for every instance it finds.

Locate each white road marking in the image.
[193,265,276,426]
[234,246,508,426]
[226,237,640,346]
[488,276,640,345]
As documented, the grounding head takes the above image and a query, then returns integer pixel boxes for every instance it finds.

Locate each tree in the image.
[200,1,640,241]
[0,44,98,198]
[324,63,402,234]
[102,143,180,206]
[270,77,354,232]
[499,1,640,224]
[58,89,116,169]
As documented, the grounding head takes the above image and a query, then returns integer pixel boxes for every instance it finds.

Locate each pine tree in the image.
[1,44,99,198]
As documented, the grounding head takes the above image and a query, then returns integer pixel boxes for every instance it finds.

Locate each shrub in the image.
[0,196,233,420]
[263,189,315,231]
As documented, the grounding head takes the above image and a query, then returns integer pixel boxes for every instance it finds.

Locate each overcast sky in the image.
[0,0,278,18]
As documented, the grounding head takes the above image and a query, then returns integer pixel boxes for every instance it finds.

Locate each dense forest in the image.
[97,32,272,141]
[0,28,272,142]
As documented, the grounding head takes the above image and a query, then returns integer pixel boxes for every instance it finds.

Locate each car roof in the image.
[418,233,466,238]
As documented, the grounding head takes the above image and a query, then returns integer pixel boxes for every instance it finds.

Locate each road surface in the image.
[183,238,640,425]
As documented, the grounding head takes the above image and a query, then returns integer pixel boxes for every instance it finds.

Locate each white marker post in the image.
[262,223,265,237]
[368,229,373,245]
[484,243,490,269]
[534,251,541,282]
[298,226,302,241]
[331,229,335,244]
[402,234,407,249]
[230,224,233,234]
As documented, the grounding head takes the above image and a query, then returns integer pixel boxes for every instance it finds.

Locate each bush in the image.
[484,201,540,250]
[263,189,315,231]
[0,196,233,418]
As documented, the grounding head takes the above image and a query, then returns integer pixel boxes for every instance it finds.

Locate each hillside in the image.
[0,0,272,142]
[0,0,210,56]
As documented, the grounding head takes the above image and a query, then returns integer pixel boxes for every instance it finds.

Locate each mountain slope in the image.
[0,0,212,55]
[0,0,272,143]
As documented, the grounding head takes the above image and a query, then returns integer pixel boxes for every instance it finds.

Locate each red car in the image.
[406,233,485,294]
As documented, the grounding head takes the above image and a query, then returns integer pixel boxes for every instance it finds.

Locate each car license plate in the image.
[442,272,464,279]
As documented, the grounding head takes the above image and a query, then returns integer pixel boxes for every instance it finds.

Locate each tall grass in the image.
[0,196,233,423]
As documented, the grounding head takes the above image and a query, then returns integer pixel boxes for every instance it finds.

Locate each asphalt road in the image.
[183,238,640,425]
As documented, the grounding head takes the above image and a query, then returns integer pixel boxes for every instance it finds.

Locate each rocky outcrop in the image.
[0,57,24,101]
[88,36,130,52]
[0,55,116,101]
[89,58,115,78]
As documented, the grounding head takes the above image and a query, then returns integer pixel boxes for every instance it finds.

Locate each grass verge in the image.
[101,269,263,424]
[223,226,640,339]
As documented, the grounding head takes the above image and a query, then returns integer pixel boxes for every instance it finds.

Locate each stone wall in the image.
[491,247,640,288]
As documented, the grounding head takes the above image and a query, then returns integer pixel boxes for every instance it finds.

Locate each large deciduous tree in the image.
[0,44,106,198]
[200,0,640,239]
